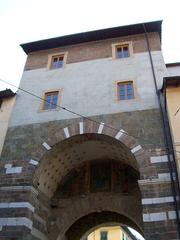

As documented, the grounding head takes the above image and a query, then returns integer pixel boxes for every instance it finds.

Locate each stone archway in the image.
[32,119,155,192]
[64,211,144,240]
[28,120,157,240]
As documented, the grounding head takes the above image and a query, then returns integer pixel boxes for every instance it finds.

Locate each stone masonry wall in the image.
[0,109,179,239]
[24,33,161,71]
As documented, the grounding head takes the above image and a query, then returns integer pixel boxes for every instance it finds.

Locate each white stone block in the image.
[0,203,9,208]
[150,212,167,221]
[64,127,70,138]
[158,173,171,180]
[115,129,125,139]
[79,122,83,134]
[142,196,174,205]
[42,142,51,150]
[0,217,32,229]
[6,167,22,174]
[29,159,39,166]
[131,145,142,154]
[0,202,35,212]
[143,213,150,222]
[98,122,104,134]
[142,198,153,205]
[4,164,12,169]
[168,211,176,220]
[143,212,167,222]
[150,155,168,163]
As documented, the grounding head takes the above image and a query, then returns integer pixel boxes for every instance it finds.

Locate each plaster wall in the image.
[0,97,15,155]
[88,226,130,240]
[166,66,180,76]
[166,87,180,179]
[9,51,167,127]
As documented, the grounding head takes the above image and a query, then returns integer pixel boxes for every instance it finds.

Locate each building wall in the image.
[9,50,167,127]
[166,66,180,76]
[0,96,16,155]
[24,33,161,71]
[0,30,179,240]
[87,226,133,240]
[166,86,180,178]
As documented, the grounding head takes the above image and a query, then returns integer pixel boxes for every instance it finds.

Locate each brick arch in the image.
[64,211,142,240]
[31,120,156,197]
[32,119,150,167]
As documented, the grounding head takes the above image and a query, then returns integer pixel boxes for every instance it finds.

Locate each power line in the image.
[1,78,179,156]
[0,78,130,136]
[174,107,180,116]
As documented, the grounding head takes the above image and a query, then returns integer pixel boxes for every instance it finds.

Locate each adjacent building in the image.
[0,21,180,240]
[0,89,16,156]
[87,226,138,240]
[162,63,180,180]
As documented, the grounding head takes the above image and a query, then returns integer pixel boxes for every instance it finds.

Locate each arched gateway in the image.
[29,120,153,240]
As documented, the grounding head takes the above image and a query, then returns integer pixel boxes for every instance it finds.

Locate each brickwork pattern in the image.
[24,33,161,71]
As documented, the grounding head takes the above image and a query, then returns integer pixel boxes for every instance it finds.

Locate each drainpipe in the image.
[142,23,180,237]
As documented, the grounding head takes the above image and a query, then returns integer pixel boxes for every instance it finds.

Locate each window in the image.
[0,99,2,109]
[47,52,67,70]
[116,45,129,59]
[51,55,64,69]
[112,42,132,60]
[43,91,59,110]
[100,231,108,240]
[118,81,134,100]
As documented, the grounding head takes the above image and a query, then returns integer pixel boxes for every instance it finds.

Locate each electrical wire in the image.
[174,107,180,116]
[0,78,130,136]
[1,78,180,156]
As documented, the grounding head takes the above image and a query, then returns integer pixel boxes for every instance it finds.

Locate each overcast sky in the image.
[0,0,179,91]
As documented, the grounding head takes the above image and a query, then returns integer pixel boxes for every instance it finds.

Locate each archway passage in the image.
[65,211,144,240]
[32,133,148,240]
[34,133,147,197]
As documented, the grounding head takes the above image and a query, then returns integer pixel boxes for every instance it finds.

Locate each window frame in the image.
[112,41,133,60]
[117,81,135,101]
[41,89,62,111]
[47,52,68,70]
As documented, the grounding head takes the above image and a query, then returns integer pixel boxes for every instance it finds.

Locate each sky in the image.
[1,1,177,238]
[0,0,180,92]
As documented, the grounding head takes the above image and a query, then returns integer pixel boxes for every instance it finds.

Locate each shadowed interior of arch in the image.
[34,133,141,198]
[32,133,144,240]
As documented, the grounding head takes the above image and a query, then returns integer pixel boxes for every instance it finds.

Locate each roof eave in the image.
[20,20,162,54]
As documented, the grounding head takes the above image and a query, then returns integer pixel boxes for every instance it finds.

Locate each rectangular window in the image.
[118,82,134,100]
[116,45,129,59]
[0,99,2,109]
[43,91,59,110]
[51,55,64,69]
[100,231,108,240]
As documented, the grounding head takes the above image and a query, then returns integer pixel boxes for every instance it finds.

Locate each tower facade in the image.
[0,21,179,240]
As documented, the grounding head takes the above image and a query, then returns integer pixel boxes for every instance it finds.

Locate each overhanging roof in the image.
[166,62,180,67]
[162,76,180,90]
[0,89,16,100]
[21,20,162,54]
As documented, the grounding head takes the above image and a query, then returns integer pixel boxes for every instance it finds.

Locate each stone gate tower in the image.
[0,20,180,240]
